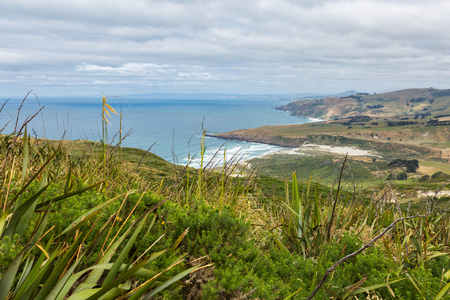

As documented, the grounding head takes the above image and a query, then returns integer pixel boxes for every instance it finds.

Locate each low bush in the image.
[431,171,448,179]
[418,174,430,181]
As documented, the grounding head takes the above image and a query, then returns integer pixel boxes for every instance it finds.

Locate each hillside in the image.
[277,88,450,120]
[213,114,450,159]
[215,88,450,163]
[213,92,450,194]
[2,106,450,299]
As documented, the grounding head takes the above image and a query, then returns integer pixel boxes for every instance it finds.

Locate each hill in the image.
[2,105,450,299]
[213,114,450,159]
[212,89,450,192]
[277,88,450,120]
[214,88,450,163]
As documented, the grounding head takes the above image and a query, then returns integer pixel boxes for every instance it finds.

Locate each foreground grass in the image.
[3,135,449,299]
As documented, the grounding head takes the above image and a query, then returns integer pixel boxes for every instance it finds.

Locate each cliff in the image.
[277,88,450,120]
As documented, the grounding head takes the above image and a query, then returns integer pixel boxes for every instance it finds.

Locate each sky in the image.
[1,0,450,97]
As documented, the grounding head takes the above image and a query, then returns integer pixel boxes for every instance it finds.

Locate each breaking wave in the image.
[180,139,282,168]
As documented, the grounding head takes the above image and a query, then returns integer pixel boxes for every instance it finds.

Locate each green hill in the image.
[277,88,450,120]
[212,88,450,201]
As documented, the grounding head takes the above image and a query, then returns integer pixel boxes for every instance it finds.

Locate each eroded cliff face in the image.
[212,131,309,147]
[212,131,443,160]
[277,97,361,119]
[276,88,450,120]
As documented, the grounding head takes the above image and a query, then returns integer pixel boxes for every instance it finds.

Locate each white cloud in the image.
[2,0,450,96]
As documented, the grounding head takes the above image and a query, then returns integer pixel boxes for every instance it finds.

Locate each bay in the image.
[0,96,311,167]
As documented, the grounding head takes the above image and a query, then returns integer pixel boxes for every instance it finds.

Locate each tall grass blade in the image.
[7,150,58,211]
[21,126,29,183]
[102,213,149,286]
[56,265,112,300]
[12,237,54,300]
[0,251,25,300]
[142,265,200,300]
[17,248,63,300]
[35,180,105,210]
[15,256,34,294]
[68,289,101,300]
[341,276,367,298]
[283,288,303,300]
[83,257,151,300]
[46,254,85,300]
[83,217,136,287]
[405,272,425,299]
[15,166,50,237]
[34,240,81,300]
[350,278,405,296]
[171,228,189,250]
[29,205,52,246]
[3,184,49,237]
[434,281,450,300]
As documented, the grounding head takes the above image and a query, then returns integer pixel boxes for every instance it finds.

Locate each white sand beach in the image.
[267,143,381,157]
[417,190,450,198]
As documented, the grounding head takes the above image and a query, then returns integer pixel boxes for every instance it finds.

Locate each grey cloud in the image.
[1,0,450,96]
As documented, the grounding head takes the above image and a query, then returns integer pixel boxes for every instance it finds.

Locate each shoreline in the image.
[262,143,381,158]
[208,134,380,158]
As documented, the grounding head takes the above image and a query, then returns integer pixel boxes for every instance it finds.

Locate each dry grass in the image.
[418,160,450,175]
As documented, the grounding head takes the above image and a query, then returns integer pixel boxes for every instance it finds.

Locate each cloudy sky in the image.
[2,0,450,97]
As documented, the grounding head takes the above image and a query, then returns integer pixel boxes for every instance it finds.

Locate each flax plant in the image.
[101,94,118,168]
[0,97,200,299]
[281,172,327,258]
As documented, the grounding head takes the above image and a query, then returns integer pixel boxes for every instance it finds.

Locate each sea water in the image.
[0,96,311,167]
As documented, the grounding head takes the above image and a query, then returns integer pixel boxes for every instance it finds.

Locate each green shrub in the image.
[431,171,447,179]
[406,164,417,173]
[418,174,430,181]
[154,201,314,298]
[397,172,408,180]
[0,235,22,275]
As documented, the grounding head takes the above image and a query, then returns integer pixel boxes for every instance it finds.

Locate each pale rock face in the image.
[417,190,450,198]
[263,143,381,158]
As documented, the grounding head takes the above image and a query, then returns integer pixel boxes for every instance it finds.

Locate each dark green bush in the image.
[431,171,447,179]
[406,164,417,173]
[418,174,430,181]
[397,172,408,180]
[152,203,435,299]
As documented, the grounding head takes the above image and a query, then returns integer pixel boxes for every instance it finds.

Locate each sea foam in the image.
[180,139,282,168]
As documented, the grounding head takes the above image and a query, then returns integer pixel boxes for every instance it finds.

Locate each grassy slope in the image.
[213,89,450,204]
[277,88,450,119]
[419,160,450,175]
[215,115,450,156]
[43,138,179,181]
[214,115,450,181]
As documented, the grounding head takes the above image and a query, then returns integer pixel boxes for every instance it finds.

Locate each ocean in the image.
[0,95,311,167]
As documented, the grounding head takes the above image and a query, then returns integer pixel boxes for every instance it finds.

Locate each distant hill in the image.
[277,88,450,120]
[125,92,318,100]
[125,91,359,101]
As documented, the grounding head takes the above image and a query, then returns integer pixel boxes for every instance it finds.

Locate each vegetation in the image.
[1,94,450,299]
[0,97,203,299]
[388,159,419,173]
[277,88,450,120]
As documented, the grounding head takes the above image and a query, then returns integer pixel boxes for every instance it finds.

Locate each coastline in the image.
[269,143,381,157]
[208,133,380,158]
